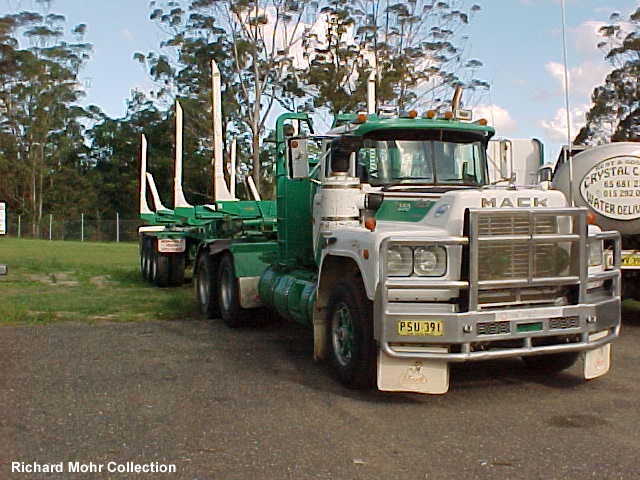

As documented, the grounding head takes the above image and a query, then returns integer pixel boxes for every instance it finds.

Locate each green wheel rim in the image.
[331,302,354,367]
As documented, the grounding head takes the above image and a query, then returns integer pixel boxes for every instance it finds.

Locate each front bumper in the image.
[378,295,620,362]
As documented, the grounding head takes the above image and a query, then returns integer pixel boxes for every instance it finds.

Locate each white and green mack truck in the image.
[139,67,622,394]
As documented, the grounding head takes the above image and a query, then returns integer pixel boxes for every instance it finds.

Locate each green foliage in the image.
[0,7,93,234]
[575,7,640,145]
[301,0,487,115]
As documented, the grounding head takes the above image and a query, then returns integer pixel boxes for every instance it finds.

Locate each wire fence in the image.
[3,213,141,242]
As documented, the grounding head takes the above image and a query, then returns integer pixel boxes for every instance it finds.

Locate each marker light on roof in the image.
[444,111,454,120]
[474,118,488,126]
[425,110,437,119]
[355,113,368,124]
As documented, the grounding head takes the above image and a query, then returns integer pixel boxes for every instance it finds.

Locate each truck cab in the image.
[281,111,622,394]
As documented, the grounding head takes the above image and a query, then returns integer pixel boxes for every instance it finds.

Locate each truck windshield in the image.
[357,139,488,187]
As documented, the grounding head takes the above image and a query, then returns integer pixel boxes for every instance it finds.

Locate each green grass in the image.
[0,238,197,324]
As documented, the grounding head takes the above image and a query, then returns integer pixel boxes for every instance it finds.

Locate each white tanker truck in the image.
[543,143,640,299]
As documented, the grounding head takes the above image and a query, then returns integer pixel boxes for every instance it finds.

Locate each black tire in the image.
[155,253,170,287]
[139,237,146,279]
[217,255,248,328]
[169,254,185,286]
[195,254,219,319]
[522,352,579,374]
[141,237,151,281]
[149,249,158,284]
[326,277,377,389]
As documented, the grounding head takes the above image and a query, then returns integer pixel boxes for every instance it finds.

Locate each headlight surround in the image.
[386,245,447,277]
[589,239,603,267]
[414,246,447,276]
[386,246,413,276]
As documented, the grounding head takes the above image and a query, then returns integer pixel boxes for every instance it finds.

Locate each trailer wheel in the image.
[170,254,185,286]
[326,278,376,389]
[218,255,247,328]
[150,250,158,284]
[195,254,219,318]
[155,253,170,287]
[522,352,579,374]
[141,237,151,281]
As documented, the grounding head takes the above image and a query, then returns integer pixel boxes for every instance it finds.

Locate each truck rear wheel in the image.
[217,255,248,328]
[522,352,579,373]
[195,254,219,319]
[327,278,376,389]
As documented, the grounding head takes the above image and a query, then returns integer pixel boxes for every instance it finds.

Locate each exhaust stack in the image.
[211,60,235,201]
[367,70,376,115]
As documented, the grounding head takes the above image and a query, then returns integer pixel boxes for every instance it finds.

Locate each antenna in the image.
[139,135,153,215]
[561,0,574,206]
[174,101,193,208]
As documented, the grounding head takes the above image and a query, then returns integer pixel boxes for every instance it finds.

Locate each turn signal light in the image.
[587,211,597,225]
[364,217,377,232]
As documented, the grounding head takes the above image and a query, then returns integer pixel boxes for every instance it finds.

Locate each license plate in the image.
[398,320,443,336]
[622,254,640,267]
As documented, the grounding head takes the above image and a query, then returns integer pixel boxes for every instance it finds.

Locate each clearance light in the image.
[355,113,368,124]
[364,217,377,232]
[587,211,597,225]
[425,110,437,119]
[444,111,454,120]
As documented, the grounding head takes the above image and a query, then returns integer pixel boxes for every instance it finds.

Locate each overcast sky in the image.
[1,0,637,162]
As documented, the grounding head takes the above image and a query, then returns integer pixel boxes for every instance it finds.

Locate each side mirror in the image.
[288,137,309,179]
[538,165,553,183]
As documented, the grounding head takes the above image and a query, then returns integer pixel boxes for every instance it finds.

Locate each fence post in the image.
[81,213,84,242]
[49,214,52,241]
[18,214,21,238]
[116,211,120,243]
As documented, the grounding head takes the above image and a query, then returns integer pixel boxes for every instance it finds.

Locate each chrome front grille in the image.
[470,209,584,311]
[477,215,560,281]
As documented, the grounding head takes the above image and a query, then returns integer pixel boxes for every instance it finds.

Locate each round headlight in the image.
[387,246,413,276]
[414,246,446,276]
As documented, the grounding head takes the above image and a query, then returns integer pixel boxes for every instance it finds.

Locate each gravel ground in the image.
[1,315,639,480]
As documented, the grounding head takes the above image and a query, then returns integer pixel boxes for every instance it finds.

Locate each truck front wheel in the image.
[522,352,579,373]
[327,278,376,389]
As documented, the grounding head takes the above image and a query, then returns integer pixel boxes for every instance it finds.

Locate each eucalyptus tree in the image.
[301,0,488,115]
[140,0,309,194]
[0,8,91,235]
[575,8,640,145]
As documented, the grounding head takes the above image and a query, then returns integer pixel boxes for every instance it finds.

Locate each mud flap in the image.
[377,349,449,394]
[583,330,611,380]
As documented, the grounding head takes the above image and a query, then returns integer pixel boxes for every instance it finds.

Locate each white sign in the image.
[0,202,6,235]
[580,155,640,221]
